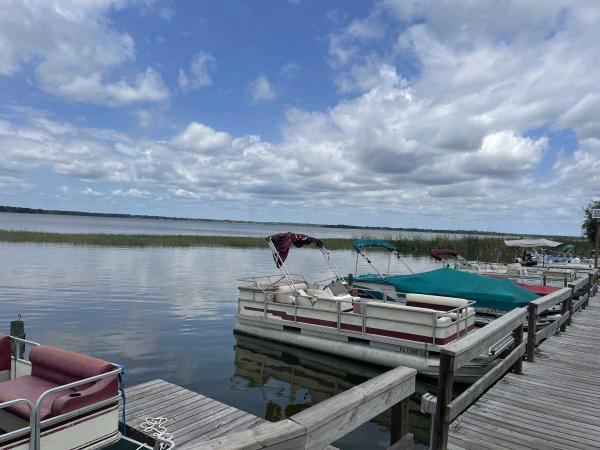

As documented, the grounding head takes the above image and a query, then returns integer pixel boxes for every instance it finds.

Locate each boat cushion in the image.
[0,345,118,420]
[405,293,469,310]
[30,345,114,389]
[0,375,64,420]
[0,334,10,371]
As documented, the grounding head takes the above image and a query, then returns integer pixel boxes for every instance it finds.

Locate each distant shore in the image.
[0,205,577,239]
[0,229,591,263]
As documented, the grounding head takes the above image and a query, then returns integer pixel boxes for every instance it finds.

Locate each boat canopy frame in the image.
[352,239,414,277]
[266,232,341,295]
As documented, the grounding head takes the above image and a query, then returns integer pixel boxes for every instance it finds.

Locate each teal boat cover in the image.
[354,267,539,310]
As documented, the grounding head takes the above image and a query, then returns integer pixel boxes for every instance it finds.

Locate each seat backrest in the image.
[0,333,10,371]
[30,345,113,390]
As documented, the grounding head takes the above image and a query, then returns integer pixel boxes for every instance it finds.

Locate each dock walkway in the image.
[448,291,600,449]
[120,379,265,448]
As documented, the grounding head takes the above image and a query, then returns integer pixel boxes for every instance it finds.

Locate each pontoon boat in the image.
[349,239,542,325]
[234,233,515,382]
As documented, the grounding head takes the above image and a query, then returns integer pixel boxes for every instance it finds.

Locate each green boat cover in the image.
[353,239,397,253]
[354,267,539,310]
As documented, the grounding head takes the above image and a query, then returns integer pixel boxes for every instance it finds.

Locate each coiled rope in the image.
[140,416,173,449]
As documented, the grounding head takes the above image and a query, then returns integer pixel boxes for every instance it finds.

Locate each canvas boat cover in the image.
[268,232,324,268]
[353,239,397,253]
[504,238,561,248]
[354,267,539,310]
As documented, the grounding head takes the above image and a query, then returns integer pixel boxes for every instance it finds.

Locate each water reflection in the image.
[232,334,433,447]
[0,242,440,449]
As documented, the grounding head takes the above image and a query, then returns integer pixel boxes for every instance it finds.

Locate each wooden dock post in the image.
[526,303,537,362]
[431,352,454,450]
[567,286,574,326]
[390,398,411,449]
[512,323,524,374]
[586,273,593,309]
[9,316,25,358]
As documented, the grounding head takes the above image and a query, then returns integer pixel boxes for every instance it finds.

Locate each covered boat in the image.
[349,239,543,324]
[354,267,539,311]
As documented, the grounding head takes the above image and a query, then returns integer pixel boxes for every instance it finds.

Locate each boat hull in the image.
[234,318,497,383]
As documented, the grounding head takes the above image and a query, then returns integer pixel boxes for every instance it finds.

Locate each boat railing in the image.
[423,307,528,450]
[32,367,123,448]
[0,398,35,447]
[237,273,308,290]
[242,281,476,345]
[9,336,40,379]
[353,285,476,344]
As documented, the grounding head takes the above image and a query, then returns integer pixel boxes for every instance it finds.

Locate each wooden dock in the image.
[417,270,600,450]
[120,379,265,448]
[120,366,416,450]
[447,290,600,449]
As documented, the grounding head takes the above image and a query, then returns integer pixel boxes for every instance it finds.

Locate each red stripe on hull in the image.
[243,306,474,345]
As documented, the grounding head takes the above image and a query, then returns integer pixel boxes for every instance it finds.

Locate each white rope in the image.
[139,416,174,449]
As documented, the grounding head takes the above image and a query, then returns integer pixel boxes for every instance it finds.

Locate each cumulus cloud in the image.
[247,75,278,104]
[462,132,548,175]
[0,0,169,106]
[168,122,231,153]
[178,51,216,90]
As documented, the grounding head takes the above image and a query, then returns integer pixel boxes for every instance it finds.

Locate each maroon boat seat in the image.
[0,334,10,372]
[0,345,118,420]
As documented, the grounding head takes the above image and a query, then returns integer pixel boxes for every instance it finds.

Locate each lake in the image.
[0,212,474,239]
[0,240,441,449]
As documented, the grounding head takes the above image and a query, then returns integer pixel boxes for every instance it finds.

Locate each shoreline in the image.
[0,230,591,263]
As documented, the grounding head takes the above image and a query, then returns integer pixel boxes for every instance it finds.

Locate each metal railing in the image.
[240,281,476,346]
[32,367,122,448]
[0,399,35,445]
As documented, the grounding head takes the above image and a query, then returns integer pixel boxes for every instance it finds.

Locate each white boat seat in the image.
[405,293,469,311]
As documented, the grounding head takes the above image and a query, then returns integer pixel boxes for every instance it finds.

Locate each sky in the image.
[0,0,599,235]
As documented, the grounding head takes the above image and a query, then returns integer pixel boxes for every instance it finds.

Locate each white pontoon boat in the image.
[234,233,515,383]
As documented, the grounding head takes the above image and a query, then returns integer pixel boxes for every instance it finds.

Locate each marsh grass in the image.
[0,230,591,263]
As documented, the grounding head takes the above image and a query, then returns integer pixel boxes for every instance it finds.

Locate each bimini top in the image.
[504,238,561,248]
[353,239,397,253]
[267,232,324,268]
[430,248,460,261]
[355,267,539,310]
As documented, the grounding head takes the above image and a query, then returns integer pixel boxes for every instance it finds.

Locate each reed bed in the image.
[0,230,591,263]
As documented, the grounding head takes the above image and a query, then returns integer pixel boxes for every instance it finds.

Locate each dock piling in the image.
[9,316,25,358]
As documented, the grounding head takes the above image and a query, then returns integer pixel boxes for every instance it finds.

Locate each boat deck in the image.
[448,290,600,449]
[120,379,265,448]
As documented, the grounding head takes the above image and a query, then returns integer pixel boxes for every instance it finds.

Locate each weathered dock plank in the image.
[449,288,600,449]
[120,379,266,448]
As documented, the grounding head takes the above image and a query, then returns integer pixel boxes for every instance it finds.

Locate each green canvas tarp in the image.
[354,267,539,310]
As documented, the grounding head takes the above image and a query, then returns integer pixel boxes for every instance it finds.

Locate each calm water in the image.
[0,241,441,448]
[0,212,473,239]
